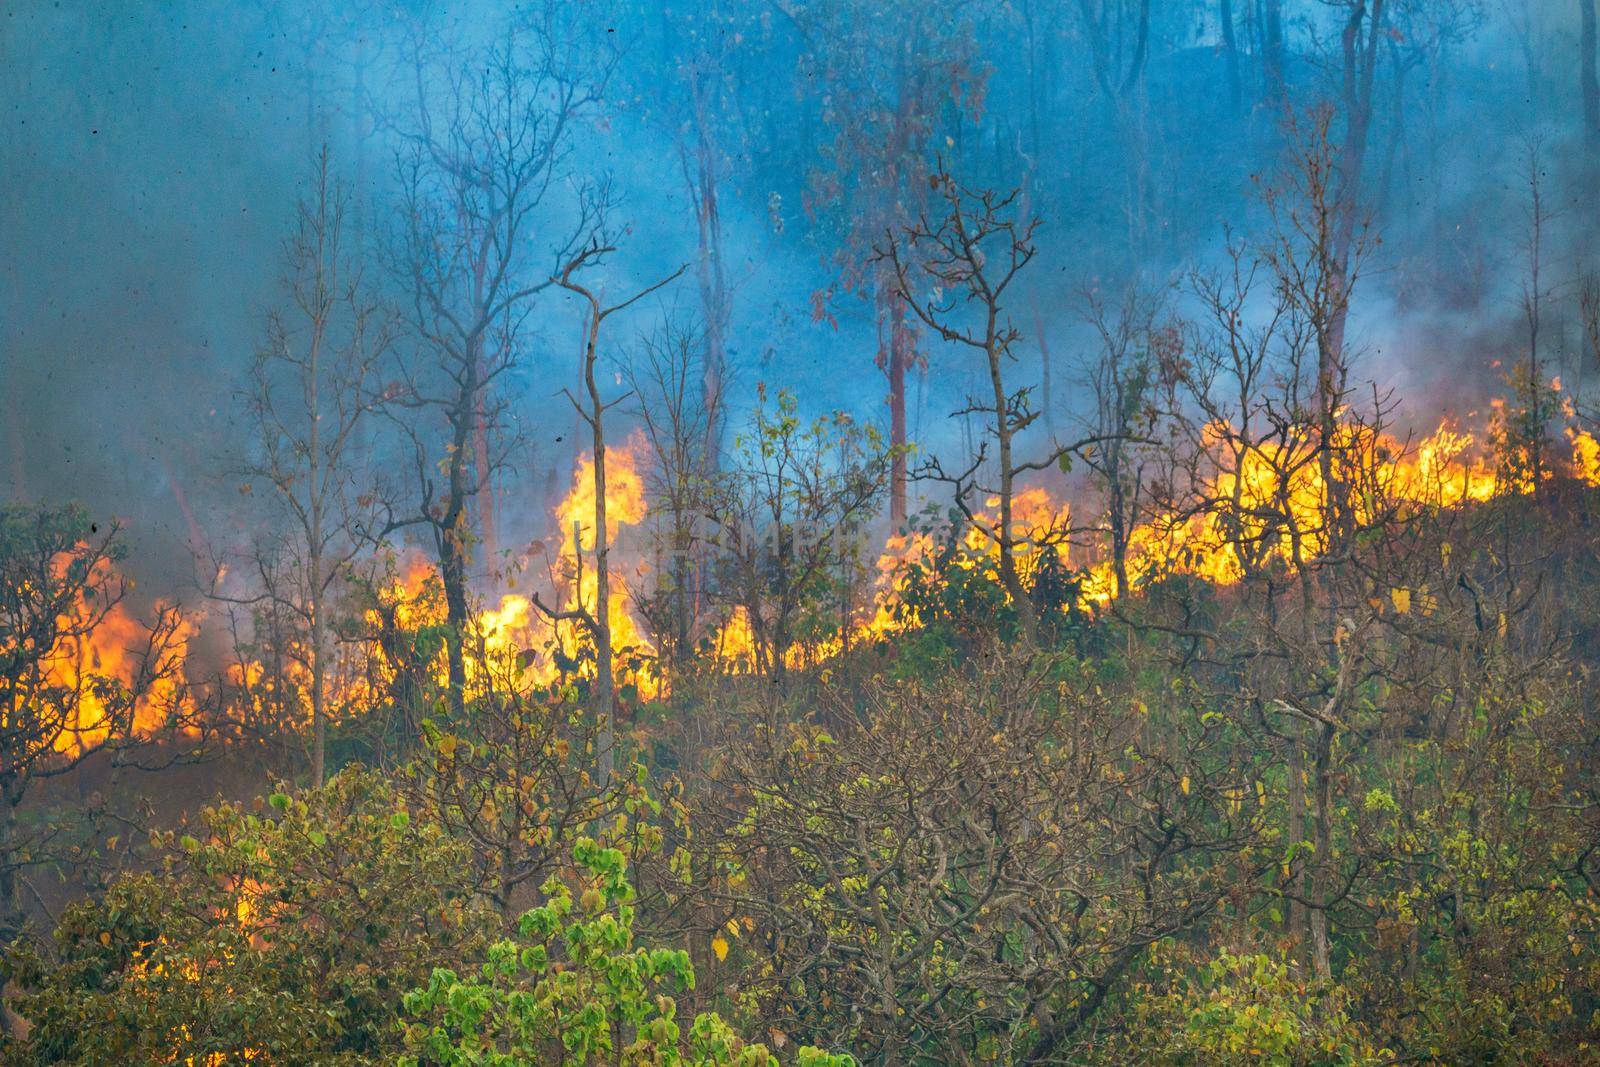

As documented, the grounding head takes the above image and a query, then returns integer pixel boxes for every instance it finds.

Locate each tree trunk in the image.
[474,346,499,582]
[1221,0,1242,110]
[440,383,474,718]
[1108,450,1130,600]
[1324,0,1385,386]
[988,322,1038,645]
[1309,720,1336,983]
[1582,0,1600,150]
[308,291,327,787]
[883,288,913,524]
[1263,0,1286,105]
[685,94,729,474]
[0,792,16,940]
[0,790,20,1039]
[310,613,327,787]
[591,429,615,789]
[582,310,616,790]
[1286,735,1308,961]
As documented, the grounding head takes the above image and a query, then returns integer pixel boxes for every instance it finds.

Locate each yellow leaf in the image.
[1390,587,1411,614]
[712,935,729,962]
[1180,775,1191,795]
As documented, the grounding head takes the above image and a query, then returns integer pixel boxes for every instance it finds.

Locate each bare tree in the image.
[670,4,736,472]
[625,319,722,687]
[230,148,391,786]
[1261,106,1377,547]
[1302,1,1404,376]
[1492,137,1561,495]
[1077,285,1177,600]
[383,10,615,713]
[883,171,1106,646]
[534,237,685,788]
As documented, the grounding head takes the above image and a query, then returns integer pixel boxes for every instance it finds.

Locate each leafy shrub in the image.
[1119,949,1383,1066]
[7,768,488,1064]
[401,838,851,1066]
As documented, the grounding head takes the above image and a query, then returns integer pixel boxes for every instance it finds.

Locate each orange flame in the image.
[327,434,659,705]
[716,411,1600,667]
[41,561,195,757]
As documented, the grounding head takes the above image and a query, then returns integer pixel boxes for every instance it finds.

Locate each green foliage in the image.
[405,687,664,917]
[881,505,1091,662]
[7,768,488,1064]
[704,386,892,679]
[400,839,851,1067]
[1334,685,1600,1063]
[1118,949,1383,1065]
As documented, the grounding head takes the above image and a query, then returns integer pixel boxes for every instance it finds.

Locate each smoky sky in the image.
[2,0,1597,590]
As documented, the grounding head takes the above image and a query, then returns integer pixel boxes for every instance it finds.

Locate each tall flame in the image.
[549,434,656,693]
[41,561,195,757]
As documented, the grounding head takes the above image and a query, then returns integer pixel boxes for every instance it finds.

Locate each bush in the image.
[7,768,488,1064]
[401,838,851,1066]
[1118,949,1384,1066]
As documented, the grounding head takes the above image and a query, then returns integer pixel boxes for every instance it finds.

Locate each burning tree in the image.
[7,768,490,1063]
[532,234,684,788]
[0,505,202,941]
[383,5,614,714]
[1076,284,1181,602]
[701,388,891,691]
[625,318,723,688]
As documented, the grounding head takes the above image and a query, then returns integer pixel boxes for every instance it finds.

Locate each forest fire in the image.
[548,433,658,694]
[1074,417,1508,601]
[11,2,1600,1060]
[578,405,1600,685]
[834,412,1600,654]
[51,405,1599,751]
[42,561,195,757]
[329,435,661,704]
